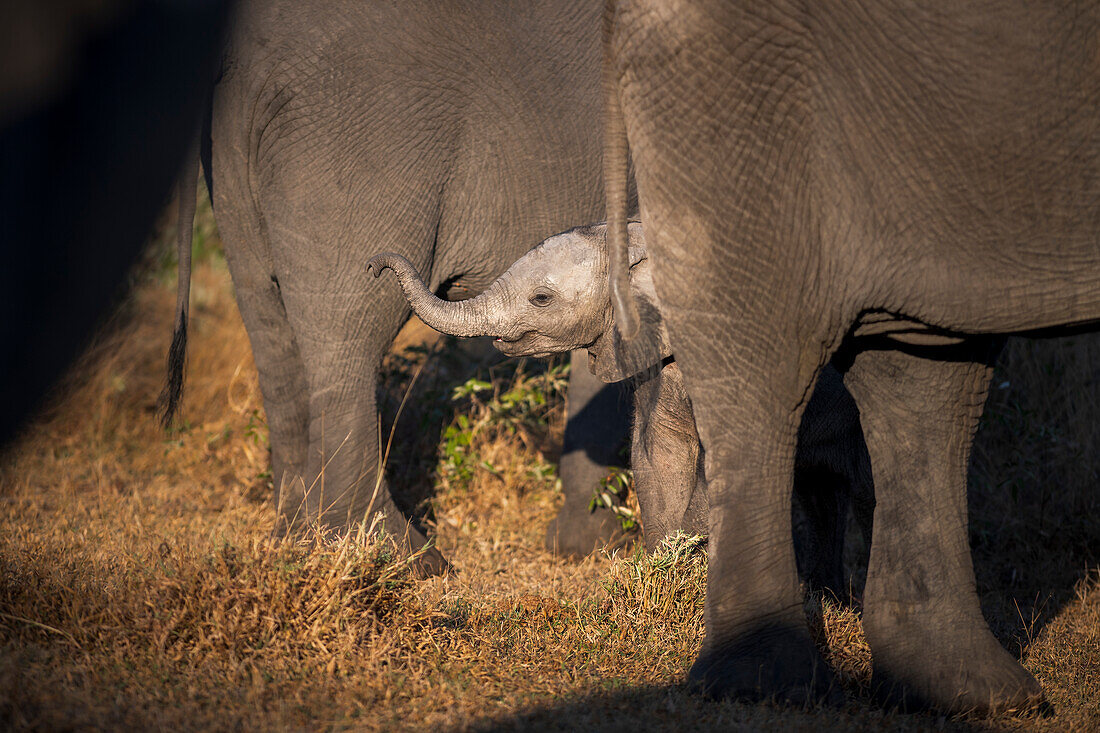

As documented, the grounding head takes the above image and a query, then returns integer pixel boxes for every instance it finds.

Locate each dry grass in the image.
[0,206,1097,730]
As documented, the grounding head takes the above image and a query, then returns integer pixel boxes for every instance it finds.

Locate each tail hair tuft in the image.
[157,312,188,427]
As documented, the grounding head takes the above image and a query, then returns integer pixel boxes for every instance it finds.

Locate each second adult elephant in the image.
[604,0,1100,716]
[167,0,633,571]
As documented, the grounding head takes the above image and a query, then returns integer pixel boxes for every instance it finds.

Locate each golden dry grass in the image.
[0,207,1097,731]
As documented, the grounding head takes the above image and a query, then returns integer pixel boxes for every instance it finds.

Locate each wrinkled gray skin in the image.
[183,0,635,574]
[368,223,874,595]
[603,0,1100,715]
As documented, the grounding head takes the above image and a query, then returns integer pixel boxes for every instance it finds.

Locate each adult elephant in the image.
[165,0,633,572]
[604,0,1099,715]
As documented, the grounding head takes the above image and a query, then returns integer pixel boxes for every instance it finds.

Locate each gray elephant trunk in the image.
[368,253,506,338]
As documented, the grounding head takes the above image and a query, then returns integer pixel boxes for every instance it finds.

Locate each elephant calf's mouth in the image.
[493,331,552,357]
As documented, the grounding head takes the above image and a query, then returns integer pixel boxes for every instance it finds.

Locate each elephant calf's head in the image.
[367,221,670,381]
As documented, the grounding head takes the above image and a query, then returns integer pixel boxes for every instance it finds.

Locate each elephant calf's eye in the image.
[529,292,553,307]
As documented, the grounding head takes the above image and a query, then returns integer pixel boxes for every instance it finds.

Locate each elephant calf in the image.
[369,223,873,593]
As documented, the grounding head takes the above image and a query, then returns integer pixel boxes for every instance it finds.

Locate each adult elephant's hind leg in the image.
[230,264,309,526]
[546,349,633,558]
[844,340,1045,715]
[281,279,448,578]
[208,156,309,532]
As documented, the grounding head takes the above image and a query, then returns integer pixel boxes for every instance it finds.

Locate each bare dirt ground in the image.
[0,205,1097,731]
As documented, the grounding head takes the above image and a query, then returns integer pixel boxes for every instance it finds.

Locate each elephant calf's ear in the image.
[593,295,670,382]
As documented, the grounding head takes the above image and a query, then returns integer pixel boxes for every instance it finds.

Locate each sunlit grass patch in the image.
[0,512,433,729]
[0,517,416,666]
[602,532,705,636]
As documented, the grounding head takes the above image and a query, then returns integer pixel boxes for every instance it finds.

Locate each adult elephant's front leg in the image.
[546,350,633,558]
[844,340,1045,714]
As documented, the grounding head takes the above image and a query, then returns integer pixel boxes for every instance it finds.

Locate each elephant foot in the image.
[544,502,629,559]
[867,610,1047,715]
[688,624,842,706]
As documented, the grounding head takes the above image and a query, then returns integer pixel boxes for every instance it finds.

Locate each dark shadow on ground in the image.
[466,682,1006,733]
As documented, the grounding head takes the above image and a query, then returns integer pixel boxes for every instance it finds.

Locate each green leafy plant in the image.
[244,409,269,450]
[438,360,571,492]
[589,466,638,532]
[440,414,477,484]
[527,458,557,485]
[480,360,570,434]
[451,378,492,400]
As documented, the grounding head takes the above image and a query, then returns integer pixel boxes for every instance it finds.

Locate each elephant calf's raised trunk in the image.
[368,253,507,338]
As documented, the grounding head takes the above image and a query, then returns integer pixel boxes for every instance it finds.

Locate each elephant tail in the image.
[603,0,639,340]
[157,137,199,427]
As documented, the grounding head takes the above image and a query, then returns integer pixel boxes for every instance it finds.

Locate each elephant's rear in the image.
[205,0,625,553]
